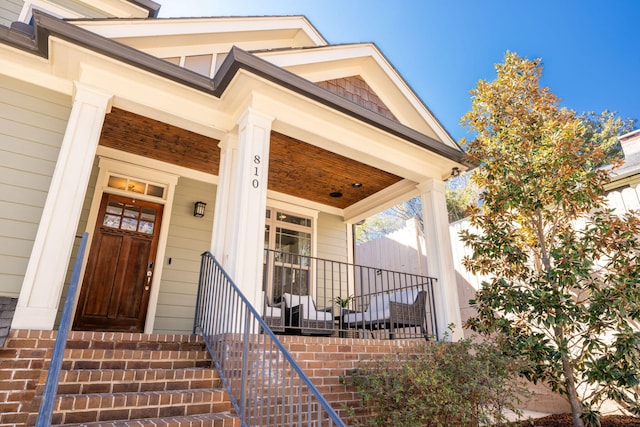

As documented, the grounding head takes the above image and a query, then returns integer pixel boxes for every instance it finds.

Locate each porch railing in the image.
[263,249,439,340]
[194,252,346,427]
[37,232,89,427]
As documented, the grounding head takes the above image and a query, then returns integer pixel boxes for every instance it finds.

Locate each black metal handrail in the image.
[36,232,89,426]
[194,251,346,427]
[264,248,439,339]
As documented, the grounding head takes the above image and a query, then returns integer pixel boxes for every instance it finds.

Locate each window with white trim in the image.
[263,208,313,301]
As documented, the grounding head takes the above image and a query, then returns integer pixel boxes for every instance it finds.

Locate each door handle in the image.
[145,270,152,290]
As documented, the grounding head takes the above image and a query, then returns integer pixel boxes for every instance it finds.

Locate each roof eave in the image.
[126,0,161,18]
[3,11,475,168]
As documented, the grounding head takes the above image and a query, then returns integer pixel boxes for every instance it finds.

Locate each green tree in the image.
[445,172,480,222]
[578,110,636,166]
[460,52,640,427]
[354,213,404,244]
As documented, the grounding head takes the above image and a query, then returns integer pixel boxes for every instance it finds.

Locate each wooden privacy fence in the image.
[358,185,640,329]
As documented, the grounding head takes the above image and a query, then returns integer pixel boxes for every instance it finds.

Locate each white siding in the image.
[315,212,348,306]
[0,0,22,27]
[0,76,71,297]
[153,178,215,334]
[316,212,348,262]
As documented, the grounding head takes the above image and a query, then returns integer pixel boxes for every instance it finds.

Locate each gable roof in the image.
[71,14,461,151]
[0,10,472,169]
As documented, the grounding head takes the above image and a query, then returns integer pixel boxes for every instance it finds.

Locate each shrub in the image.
[343,335,527,426]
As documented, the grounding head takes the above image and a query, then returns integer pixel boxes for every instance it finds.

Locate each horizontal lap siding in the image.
[315,212,348,307]
[153,178,215,334]
[0,0,21,27]
[0,76,71,297]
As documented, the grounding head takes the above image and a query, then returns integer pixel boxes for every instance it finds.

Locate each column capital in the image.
[237,107,275,129]
[417,177,446,194]
[73,81,114,112]
[218,133,238,151]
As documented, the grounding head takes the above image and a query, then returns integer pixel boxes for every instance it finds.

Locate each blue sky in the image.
[158,1,639,143]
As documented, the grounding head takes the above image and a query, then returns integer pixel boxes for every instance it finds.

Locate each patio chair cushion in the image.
[282,293,333,321]
[264,304,282,318]
[262,291,282,317]
[343,289,419,324]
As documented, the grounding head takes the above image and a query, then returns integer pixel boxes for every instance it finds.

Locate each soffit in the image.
[1,12,471,175]
[72,15,457,149]
[72,16,327,50]
[99,108,402,210]
[60,0,157,19]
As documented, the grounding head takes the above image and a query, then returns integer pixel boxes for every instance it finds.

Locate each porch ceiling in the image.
[99,108,403,210]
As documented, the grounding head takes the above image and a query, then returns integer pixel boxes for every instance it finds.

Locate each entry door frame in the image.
[80,157,179,333]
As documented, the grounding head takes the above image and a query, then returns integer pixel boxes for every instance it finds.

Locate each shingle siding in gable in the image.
[0,76,72,297]
[317,75,398,122]
[0,0,22,28]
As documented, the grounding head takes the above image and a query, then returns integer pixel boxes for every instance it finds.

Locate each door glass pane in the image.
[146,184,164,198]
[128,180,145,194]
[121,217,138,231]
[140,207,156,222]
[106,201,124,215]
[103,214,121,228]
[108,176,127,191]
[124,205,140,218]
[277,212,311,227]
[272,267,309,302]
[138,221,154,234]
[276,227,311,265]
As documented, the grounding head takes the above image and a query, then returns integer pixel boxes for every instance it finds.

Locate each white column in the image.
[419,178,463,341]
[12,82,113,330]
[211,133,238,260]
[219,108,273,310]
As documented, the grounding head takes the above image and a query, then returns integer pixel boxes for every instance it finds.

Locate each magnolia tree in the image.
[460,52,640,427]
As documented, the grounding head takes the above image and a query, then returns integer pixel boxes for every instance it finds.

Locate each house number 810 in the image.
[252,155,261,188]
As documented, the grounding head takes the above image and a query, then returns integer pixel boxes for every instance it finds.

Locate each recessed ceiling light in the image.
[329,191,343,198]
[352,183,363,188]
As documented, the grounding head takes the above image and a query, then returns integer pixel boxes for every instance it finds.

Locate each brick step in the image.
[4,331,207,351]
[0,331,243,426]
[50,388,232,425]
[55,412,241,427]
[55,367,222,394]
[60,349,212,370]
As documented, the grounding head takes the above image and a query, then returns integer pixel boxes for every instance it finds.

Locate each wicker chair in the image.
[282,293,334,336]
[262,292,285,333]
[343,289,428,339]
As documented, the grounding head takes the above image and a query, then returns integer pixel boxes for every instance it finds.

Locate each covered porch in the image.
[9,13,468,341]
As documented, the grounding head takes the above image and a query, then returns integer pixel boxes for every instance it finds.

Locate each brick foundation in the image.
[277,335,424,422]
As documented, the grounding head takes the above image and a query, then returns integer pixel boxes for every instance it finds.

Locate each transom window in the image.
[107,175,165,199]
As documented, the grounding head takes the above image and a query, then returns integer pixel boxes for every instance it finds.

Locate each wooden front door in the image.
[74,193,163,332]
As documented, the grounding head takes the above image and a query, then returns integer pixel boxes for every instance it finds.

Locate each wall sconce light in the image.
[450,167,461,178]
[193,201,206,218]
